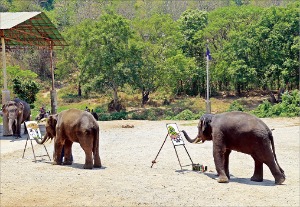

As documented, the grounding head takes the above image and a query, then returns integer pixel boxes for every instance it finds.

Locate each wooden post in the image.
[49,41,57,114]
[1,35,11,136]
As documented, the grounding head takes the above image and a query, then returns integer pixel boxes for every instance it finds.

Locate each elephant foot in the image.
[52,161,61,165]
[93,163,102,168]
[217,175,229,183]
[275,176,285,185]
[251,175,263,182]
[63,161,73,165]
[83,164,93,169]
[94,157,102,168]
[14,135,21,139]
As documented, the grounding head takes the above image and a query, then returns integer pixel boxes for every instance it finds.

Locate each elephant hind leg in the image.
[93,155,101,168]
[224,149,231,179]
[80,144,93,169]
[63,141,73,165]
[251,156,263,182]
[264,159,285,185]
[93,144,101,168]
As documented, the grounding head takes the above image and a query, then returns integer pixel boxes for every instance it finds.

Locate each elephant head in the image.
[35,114,58,144]
[2,101,24,135]
[182,114,214,144]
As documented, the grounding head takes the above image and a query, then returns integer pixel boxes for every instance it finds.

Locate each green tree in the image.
[177,9,208,96]
[6,66,39,107]
[200,6,262,93]
[79,11,132,110]
[247,3,300,90]
[12,78,39,108]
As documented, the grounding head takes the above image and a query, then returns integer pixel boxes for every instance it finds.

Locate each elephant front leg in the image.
[251,156,263,182]
[83,150,93,169]
[53,142,63,165]
[213,146,229,183]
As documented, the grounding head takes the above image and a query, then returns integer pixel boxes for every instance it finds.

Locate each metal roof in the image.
[0,12,67,49]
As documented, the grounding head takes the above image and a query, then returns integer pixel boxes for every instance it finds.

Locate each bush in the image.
[98,111,128,121]
[252,90,300,117]
[98,113,112,121]
[171,109,204,120]
[128,108,167,120]
[227,100,245,112]
[111,111,128,120]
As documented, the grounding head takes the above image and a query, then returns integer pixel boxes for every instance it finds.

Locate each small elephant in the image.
[35,108,101,169]
[2,98,31,138]
[182,111,285,185]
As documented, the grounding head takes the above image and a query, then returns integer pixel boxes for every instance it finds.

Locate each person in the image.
[91,109,99,121]
[36,106,46,121]
[85,106,90,112]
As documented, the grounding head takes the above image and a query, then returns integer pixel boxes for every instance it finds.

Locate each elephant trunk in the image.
[181,130,201,144]
[35,133,50,145]
[7,118,15,135]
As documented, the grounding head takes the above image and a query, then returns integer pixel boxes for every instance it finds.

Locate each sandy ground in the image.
[0,117,299,207]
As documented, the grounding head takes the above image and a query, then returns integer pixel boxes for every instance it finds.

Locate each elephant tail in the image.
[269,133,285,176]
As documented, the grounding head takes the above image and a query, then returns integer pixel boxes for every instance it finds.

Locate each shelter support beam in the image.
[49,42,57,114]
[1,36,11,135]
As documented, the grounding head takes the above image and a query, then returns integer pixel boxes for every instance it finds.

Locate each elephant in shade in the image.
[35,108,101,169]
[2,98,31,138]
[182,111,285,185]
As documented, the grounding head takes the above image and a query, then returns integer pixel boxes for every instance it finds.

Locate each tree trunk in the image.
[112,83,119,106]
[142,89,149,106]
[78,82,82,97]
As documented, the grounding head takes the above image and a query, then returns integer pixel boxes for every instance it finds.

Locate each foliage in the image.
[170,109,204,120]
[227,100,245,112]
[252,90,300,117]
[12,78,39,108]
[1,0,299,118]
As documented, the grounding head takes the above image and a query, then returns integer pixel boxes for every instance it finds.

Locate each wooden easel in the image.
[22,121,51,162]
[151,123,194,171]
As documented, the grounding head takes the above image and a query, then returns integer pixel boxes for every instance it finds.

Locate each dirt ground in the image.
[0,117,299,207]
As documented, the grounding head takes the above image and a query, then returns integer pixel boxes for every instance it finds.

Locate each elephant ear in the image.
[17,102,24,115]
[200,114,214,132]
[48,114,58,128]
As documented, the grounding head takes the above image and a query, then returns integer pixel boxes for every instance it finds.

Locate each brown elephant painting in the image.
[35,108,101,169]
[182,111,285,185]
[2,98,31,138]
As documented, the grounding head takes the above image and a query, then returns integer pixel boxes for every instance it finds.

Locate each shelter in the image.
[0,12,67,136]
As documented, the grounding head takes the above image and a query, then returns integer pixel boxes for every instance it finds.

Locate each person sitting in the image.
[91,109,99,121]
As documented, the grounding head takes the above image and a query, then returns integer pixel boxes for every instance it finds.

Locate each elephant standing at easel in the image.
[35,109,102,169]
[2,98,31,138]
[182,111,285,185]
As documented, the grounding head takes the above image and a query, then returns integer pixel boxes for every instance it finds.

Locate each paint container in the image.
[192,163,207,172]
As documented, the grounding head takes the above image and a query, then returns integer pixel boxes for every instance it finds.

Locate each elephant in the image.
[35,108,101,169]
[182,111,285,185]
[2,98,31,138]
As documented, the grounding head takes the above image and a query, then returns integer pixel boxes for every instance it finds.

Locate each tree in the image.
[177,9,208,96]
[6,66,39,108]
[79,11,133,111]
[129,13,192,104]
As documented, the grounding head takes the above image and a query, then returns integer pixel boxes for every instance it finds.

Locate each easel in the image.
[151,123,194,171]
[22,121,51,162]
